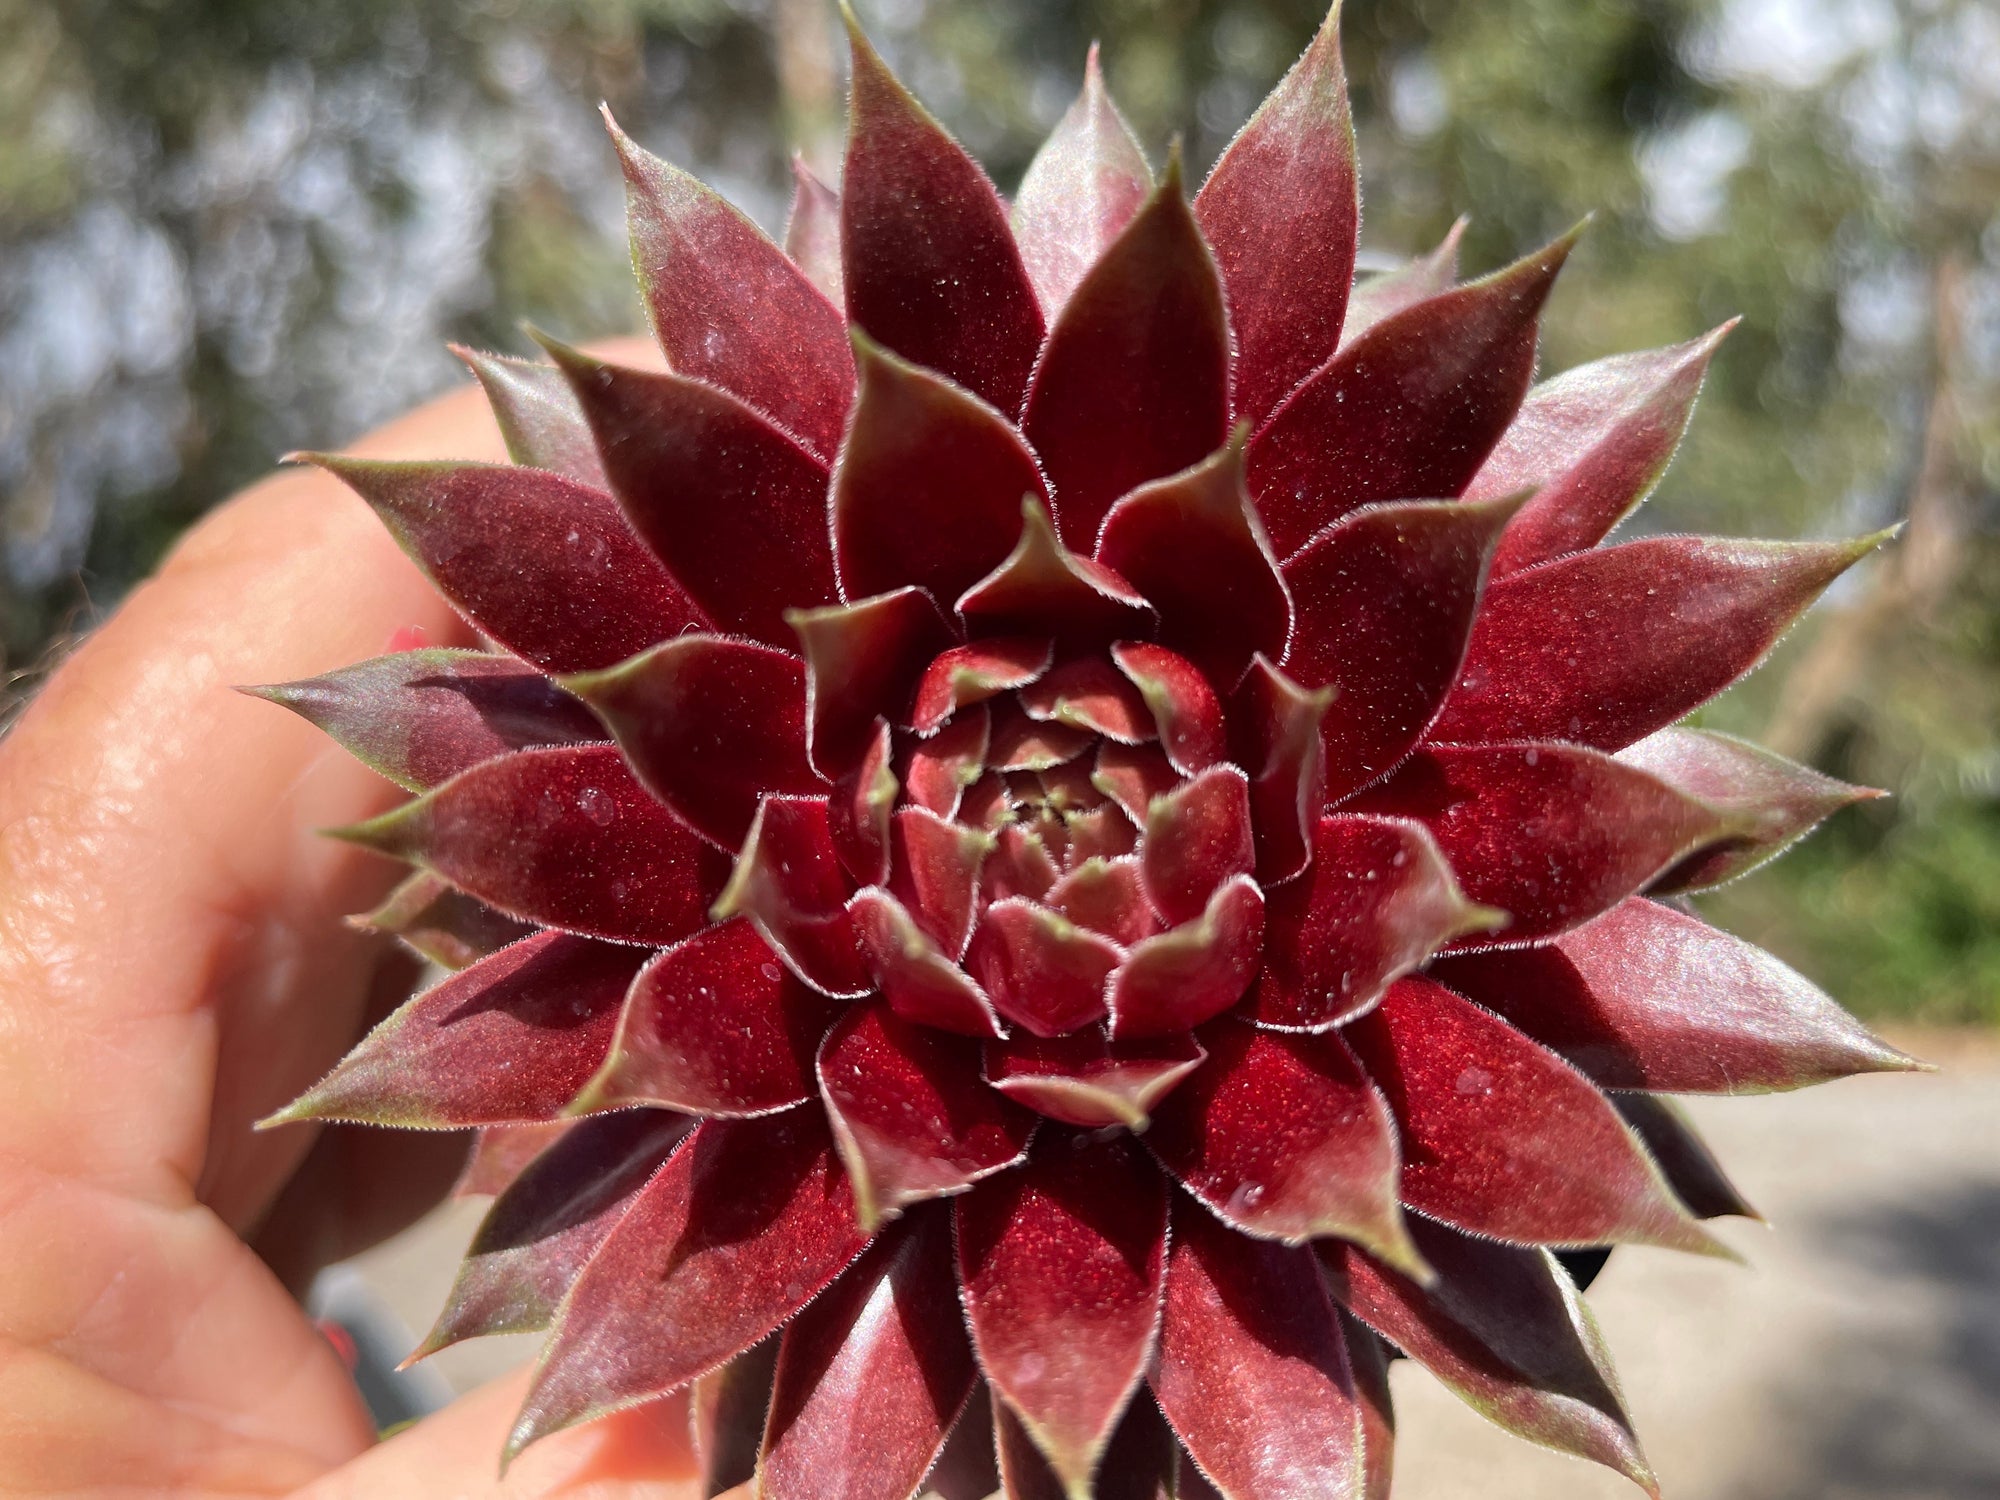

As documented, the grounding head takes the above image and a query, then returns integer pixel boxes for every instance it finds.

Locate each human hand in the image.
[0,342,713,1498]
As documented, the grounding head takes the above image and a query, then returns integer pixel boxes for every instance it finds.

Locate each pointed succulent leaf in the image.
[889,806,993,956]
[1012,45,1154,317]
[570,918,840,1117]
[1431,533,1888,751]
[927,1395,1002,1500]
[1018,655,1156,743]
[1047,856,1158,946]
[1285,494,1526,804]
[982,824,1063,905]
[712,794,871,997]
[959,500,1155,644]
[833,334,1052,606]
[507,1111,868,1458]
[1320,1218,1658,1495]
[818,1002,1035,1230]
[267,932,645,1128]
[563,635,819,850]
[782,155,844,304]
[1342,1309,1397,1500]
[1064,805,1141,866]
[986,1029,1204,1130]
[1429,896,1919,1093]
[691,1337,779,1495]
[247,648,603,792]
[1194,2,1359,428]
[1152,1200,1365,1500]
[606,114,852,457]
[993,1395,1070,1500]
[454,1121,572,1199]
[1246,230,1578,559]
[1141,766,1256,925]
[1147,1018,1419,1269]
[957,1132,1168,1492]
[1111,643,1227,775]
[912,638,1056,734]
[1107,875,1266,1039]
[1350,743,1736,946]
[454,347,608,488]
[831,719,898,886]
[1609,1093,1758,1221]
[1097,442,1292,686]
[1092,741,1182,827]
[986,698,1093,773]
[1619,727,1882,891]
[966,898,1124,1037]
[759,1209,977,1500]
[299,455,704,673]
[1023,156,1231,552]
[416,1110,690,1356]
[1337,218,1466,351]
[1344,976,1722,1254]
[841,18,1043,412]
[791,589,955,778]
[903,706,993,817]
[850,887,1007,1037]
[539,339,838,647]
[1228,657,1332,884]
[351,869,534,972]
[1248,814,1497,1030]
[334,745,723,946]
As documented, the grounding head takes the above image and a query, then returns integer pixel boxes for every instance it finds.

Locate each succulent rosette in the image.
[258,5,1921,1496]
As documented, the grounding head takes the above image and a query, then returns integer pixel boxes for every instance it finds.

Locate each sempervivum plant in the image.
[258,5,1921,1496]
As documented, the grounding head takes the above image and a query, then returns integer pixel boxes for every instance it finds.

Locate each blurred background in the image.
[0,0,1995,1492]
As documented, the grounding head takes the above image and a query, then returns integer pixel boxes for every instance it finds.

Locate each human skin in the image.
[0,340,716,1498]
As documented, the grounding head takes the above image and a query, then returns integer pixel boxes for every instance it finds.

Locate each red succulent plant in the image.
[257,6,1921,1496]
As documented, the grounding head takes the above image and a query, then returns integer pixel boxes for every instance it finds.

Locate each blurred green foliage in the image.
[1,0,1995,1020]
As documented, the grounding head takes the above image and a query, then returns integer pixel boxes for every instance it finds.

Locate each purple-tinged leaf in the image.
[987,1029,1204,1130]
[833,334,1051,606]
[333,745,724,946]
[1194,2,1358,429]
[986,698,1094,773]
[1342,1309,1396,1500]
[850,887,1006,1038]
[351,869,533,972]
[1153,1200,1364,1500]
[1107,876,1266,1039]
[1092,741,1182,826]
[571,918,840,1117]
[713,795,870,997]
[1344,977,1722,1254]
[1097,442,1292,687]
[563,635,819,850]
[454,1121,571,1199]
[1432,533,1888,751]
[791,588,954,778]
[453,347,607,489]
[1610,1093,1758,1221]
[1429,896,1920,1093]
[1229,657,1332,884]
[1349,743,1736,946]
[1018,655,1155,743]
[966,898,1124,1037]
[1472,324,1734,577]
[691,1337,779,1495]
[1337,218,1466,352]
[957,1132,1168,1490]
[539,339,837,647]
[928,1394,1002,1500]
[998,1388,1182,1500]
[1147,1019,1418,1270]
[1246,230,1579,559]
[1248,814,1497,1031]
[1111,642,1228,775]
[904,706,993,818]
[1142,766,1256,926]
[841,18,1043,412]
[248,648,603,792]
[760,1209,977,1500]
[1320,1218,1658,1495]
[782,155,844,305]
[607,114,851,457]
[1285,494,1524,803]
[959,500,1155,644]
[508,1112,868,1457]
[299,455,704,673]
[265,931,645,1128]
[1048,856,1158,946]
[1012,46,1154,317]
[994,1396,1068,1500]
[818,1003,1035,1229]
[1619,728,1882,891]
[415,1110,689,1357]
[982,826,1062,905]
[889,807,993,957]
[1023,156,1231,552]
[831,720,898,886]
[912,638,1055,734]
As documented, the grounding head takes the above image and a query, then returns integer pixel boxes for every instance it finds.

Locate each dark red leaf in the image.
[1141,766,1256,926]
[904,706,993,818]
[1610,1093,1758,1221]
[1246,230,1578,559]
[454,1121,571,1199]
[607,115,851,458]
[334,745,724,946]
[1047,856,1158,946]
[453,347,607,489]
[782,155,843,305]
[1194,4,1358,429]
[1429,896,1919,1093]
[300,455,704,673]
[1064,805,1140,866]
[1092,741,1182,826]
[986,1029,1204,1130]
[1018,655,1155,743]
[712,795,871,997]
[889,807,992,957]
[1111,642,1227,775]
[1336,218,1465,352]
[840,20,1043,413]
[831,720,897,886]
[791,589,954,778]
[507,1112,868,1457]
[1344,976,1720,1254]
[266,931,645,1128]
[959,501,1155,644]
[1342,1309,1396,1500]
[818,1003,1035,1229]
[966,898,1124,1037]
[1229,656,1332,884]
[986,698,1093,773]
[850,887,1006,1038]
[1152,1201,1364,1500]
[956,1133,1168,1490]
[354,870,535,973]
[691,1338,778,1495]
[911,638,1055,734]
[927,1395,1002,1500]
[1106,876,1266,1039]
[981,825,1062,905]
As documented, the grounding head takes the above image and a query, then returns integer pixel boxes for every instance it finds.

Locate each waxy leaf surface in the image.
[986,1029,1205,1130]
[455,348,608,488]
